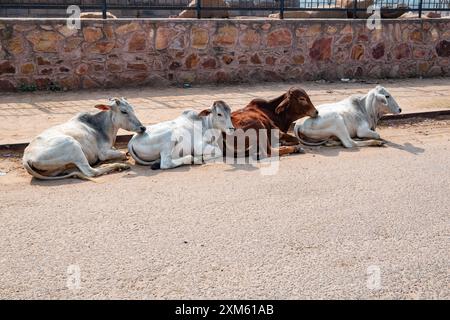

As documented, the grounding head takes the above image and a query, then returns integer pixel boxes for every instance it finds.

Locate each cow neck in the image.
[200,112,213,133]
[108,111,120,146]
[265,94,292,132]
[363,92,383,130]
[278,110,297,133]
[95,110,118,146]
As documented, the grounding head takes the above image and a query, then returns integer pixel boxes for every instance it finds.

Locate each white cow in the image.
[294,86,402,148]
[23,97,145,180]
[128,100,235,170]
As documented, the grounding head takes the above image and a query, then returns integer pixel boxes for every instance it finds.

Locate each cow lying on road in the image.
[225,87,318,158]
[23,97,145,180]
[128,100,235,170]
[294,86,402,148]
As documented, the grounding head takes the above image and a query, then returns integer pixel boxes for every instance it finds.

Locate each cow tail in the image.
[128,145,156,166]
[23,160,95,182]
[294,128,328,147]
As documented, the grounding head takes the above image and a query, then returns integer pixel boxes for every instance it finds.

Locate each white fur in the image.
[294,86,402,148]
[128,101,234,169]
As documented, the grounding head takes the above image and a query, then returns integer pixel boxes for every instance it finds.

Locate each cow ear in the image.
[94,104,111,111]
[198,109,211,117]
[376,93,388,105]
[275,98,289,114]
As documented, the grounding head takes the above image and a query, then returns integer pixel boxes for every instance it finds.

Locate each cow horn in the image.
[275,97,290,114]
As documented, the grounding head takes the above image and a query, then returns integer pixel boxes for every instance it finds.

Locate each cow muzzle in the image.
[309,110,319,118]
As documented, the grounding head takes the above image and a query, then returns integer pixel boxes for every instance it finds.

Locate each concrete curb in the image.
[1,110,449,152]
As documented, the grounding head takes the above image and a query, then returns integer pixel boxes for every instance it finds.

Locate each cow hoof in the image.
[377,140,387,147]
[193,156,203,164]
[151,162,161,170]
[118,164,131,171]
[294,146,305,154]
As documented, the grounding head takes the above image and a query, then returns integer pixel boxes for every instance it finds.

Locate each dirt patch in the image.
[379,115,450,128]
[0,150,27,184]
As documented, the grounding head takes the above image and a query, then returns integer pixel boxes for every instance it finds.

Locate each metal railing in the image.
[1,0,449,19]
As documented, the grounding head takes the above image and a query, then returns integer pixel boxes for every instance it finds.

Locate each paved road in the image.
[1,78,450,144]
[0,119,449,299]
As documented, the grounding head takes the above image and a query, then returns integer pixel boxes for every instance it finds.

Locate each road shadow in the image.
[30,176,86,186]
[28,160,138,186]
[303,139,425,157]
[305,145,361,157]
[224,163,261,172]
[222,152,307,172]
[122,162,193,178]
[384,141,425,155]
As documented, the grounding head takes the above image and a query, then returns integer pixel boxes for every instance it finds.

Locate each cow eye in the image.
[218,113,223,117]
[121,110,128,115]
[385,96,390,99]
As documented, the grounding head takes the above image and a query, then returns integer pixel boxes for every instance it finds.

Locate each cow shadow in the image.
[218,153,277,172]
[304,145,361,157]
[27,161,152,185]
[384,141,425,155]
[30,176,87,186]
[122,162,193,178]
[225,163,261,172]
[303,139,424,157]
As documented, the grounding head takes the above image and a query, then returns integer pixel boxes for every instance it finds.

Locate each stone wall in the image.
[0,18,449,91]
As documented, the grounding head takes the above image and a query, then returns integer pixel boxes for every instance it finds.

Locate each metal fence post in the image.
[280,0,285,19]
[196,0,201,19]
[102,0,107,19]
[353,0,357,19]
[418,0,423,18]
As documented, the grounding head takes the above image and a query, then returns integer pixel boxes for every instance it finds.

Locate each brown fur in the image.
[226,87,318,157]
[198,109,211,117]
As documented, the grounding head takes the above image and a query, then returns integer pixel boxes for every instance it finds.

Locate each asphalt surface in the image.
[0,119,449,299]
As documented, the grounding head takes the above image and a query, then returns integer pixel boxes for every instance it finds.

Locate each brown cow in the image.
[224,87,318,158]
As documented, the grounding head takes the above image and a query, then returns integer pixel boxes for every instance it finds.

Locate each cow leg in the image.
[259,145,304,159]
[355,127,386,147]
[279,132,300,146]
[160,155,194,169]
[99,148,128,161]
[68,140,129,176]
[202,144,223,163]
[75,157,130,177]
[203,153,221,162]
[356,126,381,140]
[25,138,129,180]
[262,140,304,158]
[276,145,305,156]
[253,129,303,159]
[159,148,194,170]
[334,121,384,148]
[324,140,343,147]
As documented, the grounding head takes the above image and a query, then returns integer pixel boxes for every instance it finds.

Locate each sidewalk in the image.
[1,78,449,145]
